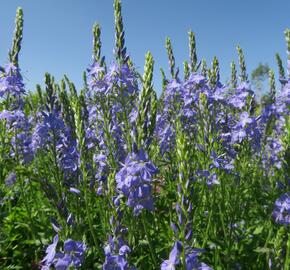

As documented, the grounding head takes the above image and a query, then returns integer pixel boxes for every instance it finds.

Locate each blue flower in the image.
[88,61,138,96]
[32,110,79,179]
[185,251,211,270]
[0,109,34,163]
[41,236,86,269]
[227,82,252,109]
[103,254,128,270]
[5,172,17,187]
[161,243,212,270]
[103,242,133,270]
[54,254,72,270]
[0,63,25,98]
[273,192,290,225]
[63,239,87,267]
[116,148,158,215]
[187,73,206,85]
[161,241,182,270]
[41,235,59,269]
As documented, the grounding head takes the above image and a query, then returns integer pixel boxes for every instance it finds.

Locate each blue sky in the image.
[0,0,290,94]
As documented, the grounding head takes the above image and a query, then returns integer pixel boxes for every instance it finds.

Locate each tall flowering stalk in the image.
[8,8,23,67]
[93,23,102,62]
[183,60,190,80]
[236,45,248,82]
[175,119,192,268]
[276,53,286,84]
[189,30,197,73]
[161,119,212,270]
[209,56,220,88]
[136,51,155,149]
[166,37,177,79]
[114,0,128,64]
[71,91,99,248]
[230,61,237,89]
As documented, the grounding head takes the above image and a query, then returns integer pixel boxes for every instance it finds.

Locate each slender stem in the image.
[202,193,214,248]
[80,155,99,248]
[284,232,290,270]
[141,212,157,267]
[19,171,36,241]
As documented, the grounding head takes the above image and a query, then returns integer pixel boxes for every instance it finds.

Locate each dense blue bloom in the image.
[54,254,73,270]
[88,61,138,96]
[0,63,25,98]
[116,148,158,215]
[187,73,206,85]
[262,137,283,170]
[155,78,186,155]
[276,80,290,110]
[0,110,23,121]
[0,109,33,163]
[41,236,86,269]
[257,80,290,172]
[155,117,176,156]
[5,172,17,186]
[103,242,134,270]
[58,129,79,177]
[32,111,64,151]
[32,110,79,179]
[272,192,290,225]
[62,239,87,267]
[103,254,129,270]
[227,82,252,109]
[185,250,213,270]
[163,79,183,109]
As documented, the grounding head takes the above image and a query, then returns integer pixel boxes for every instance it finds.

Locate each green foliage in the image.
[251,63,270,98]
[251,63,270,82]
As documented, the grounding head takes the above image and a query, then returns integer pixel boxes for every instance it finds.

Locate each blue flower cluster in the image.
[116,148,158,216]
[161,241,212,270]
[272,192,290,225]
[41,235,87,270]
[0,63,25,99]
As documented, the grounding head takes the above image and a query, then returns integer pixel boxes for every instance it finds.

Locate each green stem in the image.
[284,232,290,270]
[84,186,99,247]
[19,172,36,241]
[141,213,157,267]
[202,194,214,248]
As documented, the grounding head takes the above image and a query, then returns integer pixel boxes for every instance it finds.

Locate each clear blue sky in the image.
[1,0,290,94]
